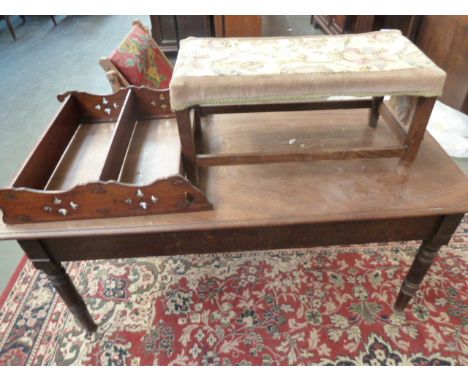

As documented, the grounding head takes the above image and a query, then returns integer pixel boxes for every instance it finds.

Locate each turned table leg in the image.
[18,240,97,332]
[394,241,440,311]
[368,97,384,127]
[394,214,464,311]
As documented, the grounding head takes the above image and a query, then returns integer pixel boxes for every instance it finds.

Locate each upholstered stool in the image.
[169,30,446,184]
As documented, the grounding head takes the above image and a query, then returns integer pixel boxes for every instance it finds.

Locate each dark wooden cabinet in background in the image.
[150,16,214,53]
[214,16,262,37]
[150,16,263,53]
[312,15,355,35]
[312,16,422,41]
[416,16,468,113]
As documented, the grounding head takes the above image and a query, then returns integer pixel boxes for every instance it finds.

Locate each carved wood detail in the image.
[57,88,127,122]
[57,86,174,121]
[0,176,212,224]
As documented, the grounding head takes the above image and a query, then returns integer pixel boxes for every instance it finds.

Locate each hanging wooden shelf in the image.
[0,87,212,224]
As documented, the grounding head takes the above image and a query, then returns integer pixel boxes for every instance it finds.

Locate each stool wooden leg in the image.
[368,96,384,127]
[394,214,463,311]
[18,240,97,332]
[176,108,199,185]
[399,96,436,167]
[193,106,202,136]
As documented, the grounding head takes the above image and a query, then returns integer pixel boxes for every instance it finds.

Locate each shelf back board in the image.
[99,89,138,181]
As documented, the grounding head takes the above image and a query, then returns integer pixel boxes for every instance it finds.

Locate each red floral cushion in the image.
[110,23,173,89]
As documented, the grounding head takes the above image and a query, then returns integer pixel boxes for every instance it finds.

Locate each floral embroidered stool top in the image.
[169,30,446,111]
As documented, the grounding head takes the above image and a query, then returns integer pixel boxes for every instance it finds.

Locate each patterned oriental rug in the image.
[0,218,466,366]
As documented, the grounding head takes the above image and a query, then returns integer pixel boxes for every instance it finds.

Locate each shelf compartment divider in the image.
[100,89,138,181]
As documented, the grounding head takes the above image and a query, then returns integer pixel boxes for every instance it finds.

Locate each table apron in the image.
[37,215,443,262]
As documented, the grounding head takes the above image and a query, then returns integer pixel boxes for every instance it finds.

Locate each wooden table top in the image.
[1,109,467,240]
